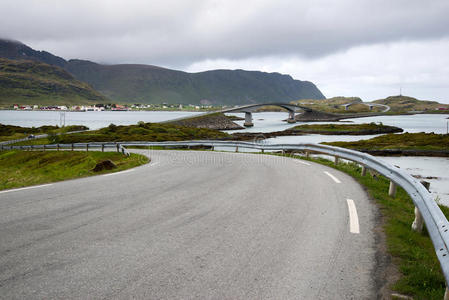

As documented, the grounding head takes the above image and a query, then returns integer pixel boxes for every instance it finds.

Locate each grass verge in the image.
[292,155,448,299]
[0,150,148,190]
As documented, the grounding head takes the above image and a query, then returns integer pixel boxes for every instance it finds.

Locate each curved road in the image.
[0,150,378,299]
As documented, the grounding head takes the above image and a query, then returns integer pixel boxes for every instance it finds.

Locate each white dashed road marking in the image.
[324,171,341,183]
[346,199,360,234]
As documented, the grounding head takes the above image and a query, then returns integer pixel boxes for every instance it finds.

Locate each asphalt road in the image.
[0,150,378,299]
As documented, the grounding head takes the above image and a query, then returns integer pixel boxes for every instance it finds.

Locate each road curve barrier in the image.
[2,140,449,293]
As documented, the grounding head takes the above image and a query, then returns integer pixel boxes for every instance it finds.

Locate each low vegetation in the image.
[374,95,449,113]
[289,122,402,135]
[325,132,449,151]
[294,155,448,299]
[0,150,148,190]
[0,123,88,142]
[169,112,243,130]
[293,95,449,115]
[293,96,385,114]
[10,122,230,145]
[231,122,402,140]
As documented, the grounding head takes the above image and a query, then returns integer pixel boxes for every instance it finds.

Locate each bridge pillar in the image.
[287,111,296,123]
[244,112,254,127]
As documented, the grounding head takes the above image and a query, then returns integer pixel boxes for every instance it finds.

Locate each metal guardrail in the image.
[0,142,130,156]
[0,130,90,146]
[1,140,449,289]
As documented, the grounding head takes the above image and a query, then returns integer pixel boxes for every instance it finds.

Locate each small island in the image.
[232,123,403,140]
[324,132,449,156]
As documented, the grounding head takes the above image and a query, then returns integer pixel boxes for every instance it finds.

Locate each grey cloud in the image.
[1,0,448,66]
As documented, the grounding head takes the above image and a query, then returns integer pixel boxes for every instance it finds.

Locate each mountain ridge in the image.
[0,58,107,105]
[0,39,325,104]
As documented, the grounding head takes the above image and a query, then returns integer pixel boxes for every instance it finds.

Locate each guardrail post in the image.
[71,143,74,151]
[388,181,397,197]
[116,144,120,153]
[43,144,46,151]
[305,151,310,158]
[235,146,239,152]
[56,144,60,151]
[211,146,214,151]
[101,144,105,152]
[361,165,367,176]
[86,144,89,152]
[334,156,340,165]
[261,149,264,153]
[412,181,430,233]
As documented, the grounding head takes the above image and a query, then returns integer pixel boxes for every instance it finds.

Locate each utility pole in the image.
[59,111,66,127]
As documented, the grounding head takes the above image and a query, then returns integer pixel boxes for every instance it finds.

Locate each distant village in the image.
[11,103,221,111]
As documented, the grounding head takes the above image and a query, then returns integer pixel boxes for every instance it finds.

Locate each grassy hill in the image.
[293,95,449,114]
[0,58,107,105]
[0,39,325,105]
[373,95,449,113]
[293,96,385,113]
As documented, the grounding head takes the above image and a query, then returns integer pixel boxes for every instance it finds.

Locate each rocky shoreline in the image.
[169,113,244,130]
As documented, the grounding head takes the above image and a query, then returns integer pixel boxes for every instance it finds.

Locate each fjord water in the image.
[0,110,203,129]
[1,110,448,204]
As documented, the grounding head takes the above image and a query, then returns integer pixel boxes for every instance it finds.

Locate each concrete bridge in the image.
[222,103,313,127]
[340,101,390,112]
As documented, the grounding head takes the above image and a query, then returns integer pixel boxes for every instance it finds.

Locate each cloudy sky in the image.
[1,0,449,102]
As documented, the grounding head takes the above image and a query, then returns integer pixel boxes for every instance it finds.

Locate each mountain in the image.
[0,58,107,105]
[0,39,325,104]
[0,39,67,68]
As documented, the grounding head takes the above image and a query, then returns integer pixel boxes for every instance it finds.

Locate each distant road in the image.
[0,150,377,299]
[340,101,391,113]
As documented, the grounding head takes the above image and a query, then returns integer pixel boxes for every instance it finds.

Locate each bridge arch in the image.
[222,103,312,127]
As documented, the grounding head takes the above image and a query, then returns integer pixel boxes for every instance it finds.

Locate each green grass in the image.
[374,95,449,113]
[289,155,448,299]
[8,122,230,145]
[293,95,449,114]
[0,124,89,142]
[289,122,402,134]
[0,150,148,190]
[293,96,385,114]
[325,132,449,151]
